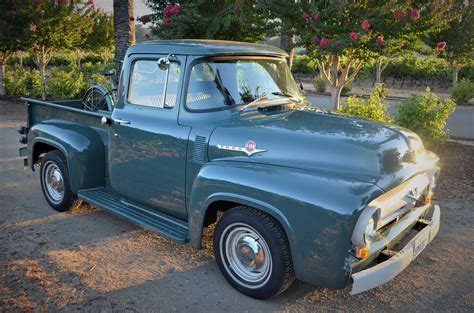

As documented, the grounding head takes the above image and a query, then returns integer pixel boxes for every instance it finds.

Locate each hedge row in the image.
[6,51,108,68]
[292,54,474,82]
[4,63,114,100]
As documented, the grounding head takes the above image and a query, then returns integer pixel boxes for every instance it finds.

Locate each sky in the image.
[94,0,153,17]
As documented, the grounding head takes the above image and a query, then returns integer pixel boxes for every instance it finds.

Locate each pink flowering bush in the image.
[138,14,151,25]
[376,35,384,46]
[349,32,358,41]
[311,36,320,45]
[361,19,371,30]
[393,9,404,21]
[319,38,330,48]
[408,8,420,20]
[302,12,310,20]
[163,4,181,25]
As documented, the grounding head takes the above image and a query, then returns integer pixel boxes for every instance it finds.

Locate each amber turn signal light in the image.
[423,193,432,204]
[356,246,369,259]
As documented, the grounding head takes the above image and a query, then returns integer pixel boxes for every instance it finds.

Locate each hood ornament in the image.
[217,140,266,157]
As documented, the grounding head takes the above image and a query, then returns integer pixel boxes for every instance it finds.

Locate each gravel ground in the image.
[1,99,473,312]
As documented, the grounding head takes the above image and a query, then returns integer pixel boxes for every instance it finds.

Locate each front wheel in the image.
[40,150,82,212]
[213,206,295,299]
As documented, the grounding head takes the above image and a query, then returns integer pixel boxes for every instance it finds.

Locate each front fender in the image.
[188,161,383,288]
[29,120,107,193]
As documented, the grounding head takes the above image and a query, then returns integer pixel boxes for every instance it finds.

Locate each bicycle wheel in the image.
[82,86,111,111]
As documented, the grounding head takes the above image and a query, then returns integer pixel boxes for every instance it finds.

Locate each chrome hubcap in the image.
[221,224,272,288]
[43,161,64,204]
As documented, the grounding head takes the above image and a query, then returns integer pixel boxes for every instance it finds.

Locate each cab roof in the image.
[126,39,288,58]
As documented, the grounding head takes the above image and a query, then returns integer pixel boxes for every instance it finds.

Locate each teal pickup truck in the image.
[19,40,441,299]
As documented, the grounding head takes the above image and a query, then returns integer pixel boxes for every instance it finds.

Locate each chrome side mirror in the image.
[157,57,171,71]
[157,54,178,71]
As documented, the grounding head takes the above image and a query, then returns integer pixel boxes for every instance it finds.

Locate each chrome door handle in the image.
[113,118,130,125]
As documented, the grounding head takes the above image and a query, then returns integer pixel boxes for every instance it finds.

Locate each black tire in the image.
[39,150,82,212]
[213,206,295,299]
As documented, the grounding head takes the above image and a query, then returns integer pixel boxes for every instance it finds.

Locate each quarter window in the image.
[128,59,180,108]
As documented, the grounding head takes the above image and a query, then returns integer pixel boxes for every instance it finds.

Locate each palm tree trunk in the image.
[113,0,135,84]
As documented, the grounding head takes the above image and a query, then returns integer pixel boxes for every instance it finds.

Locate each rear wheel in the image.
[213,206,295,299]
[40,150,82,212]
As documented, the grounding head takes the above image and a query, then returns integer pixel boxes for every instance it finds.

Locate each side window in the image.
[128,59,180,108]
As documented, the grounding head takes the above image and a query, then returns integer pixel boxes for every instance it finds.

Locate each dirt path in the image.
[1,99,473,312]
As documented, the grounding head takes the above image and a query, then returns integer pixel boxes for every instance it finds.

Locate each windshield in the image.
[186,58,301,111]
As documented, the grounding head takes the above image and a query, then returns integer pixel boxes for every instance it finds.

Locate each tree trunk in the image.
[452,66,459,87]
[113,0,135,84]
[281,35,295,69]
[0,62,5,96]
[40,63,46,100]
[375,59,382,85]
[330,86,342,111]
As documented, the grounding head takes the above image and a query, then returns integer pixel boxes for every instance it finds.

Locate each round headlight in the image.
[364,217,377,244]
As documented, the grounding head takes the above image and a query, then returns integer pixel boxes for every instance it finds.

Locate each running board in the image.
[78,188,189,243]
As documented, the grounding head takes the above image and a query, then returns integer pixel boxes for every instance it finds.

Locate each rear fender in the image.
[29,120,106,193]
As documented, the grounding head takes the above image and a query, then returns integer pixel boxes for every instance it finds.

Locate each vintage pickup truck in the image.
[19,40,441,299]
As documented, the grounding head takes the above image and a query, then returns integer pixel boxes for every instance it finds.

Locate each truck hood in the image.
[207,107,432,191]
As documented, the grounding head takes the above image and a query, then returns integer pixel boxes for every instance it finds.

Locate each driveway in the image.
[306,94,474,140]
[1,100,473,312]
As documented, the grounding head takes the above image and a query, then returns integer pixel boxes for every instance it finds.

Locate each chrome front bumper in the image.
[351,204,440,295]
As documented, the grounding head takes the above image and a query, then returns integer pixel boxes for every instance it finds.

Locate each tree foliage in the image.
[290,0,448,110]
[0,0,31,95]
[145,0,278,42]
[29,0,94,99]
[426,0,474,86]
[85,10,115,59]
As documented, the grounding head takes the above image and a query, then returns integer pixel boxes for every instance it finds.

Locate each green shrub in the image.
[5,66,41,97]
[385,55,451,81]
[46,67,87,100]
[292,55,316,74]
[451,80,474,105]
[341,84,390,123]
[312,75,326,92]
[394,91,456,147]
[80,62,114,89]
[341,84,352,95]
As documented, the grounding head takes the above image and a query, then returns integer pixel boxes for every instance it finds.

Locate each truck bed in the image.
[22,98,110,131]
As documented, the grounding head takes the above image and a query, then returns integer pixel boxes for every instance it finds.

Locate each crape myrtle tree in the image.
[0,0,31,96]
[84,9,115,64]
[427,0,474,87]
[29,0,94,100]
[144,0,278,42]
[293,1,448,111]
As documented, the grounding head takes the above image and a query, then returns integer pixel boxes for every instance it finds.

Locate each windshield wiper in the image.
[205,64,235,106]
[238,95,269,113]
[238,91,301,113]
[271,91,302,103]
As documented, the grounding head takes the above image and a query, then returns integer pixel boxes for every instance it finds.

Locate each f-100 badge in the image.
[217,140,266,157]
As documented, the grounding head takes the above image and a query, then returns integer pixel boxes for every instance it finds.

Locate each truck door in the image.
[108,54,191,220]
